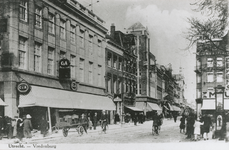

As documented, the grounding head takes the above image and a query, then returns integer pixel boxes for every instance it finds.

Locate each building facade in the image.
[0,0,115,129]
[195,33,229,118]
[126,22,161,118]
[105,24,138,122]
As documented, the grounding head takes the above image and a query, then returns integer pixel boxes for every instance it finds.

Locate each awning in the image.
[135,102,145,110]
[171,105,181,111]
[18,86,116,110]
[0,98,8,106]
[147,103,162,111]
[125,106,143,112]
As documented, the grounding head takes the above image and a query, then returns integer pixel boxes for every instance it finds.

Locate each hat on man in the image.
[26,114,32,119]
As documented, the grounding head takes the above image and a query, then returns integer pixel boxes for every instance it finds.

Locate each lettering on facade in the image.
[59,58,70,79]
[70,80,77,91]
[16,82,31,95]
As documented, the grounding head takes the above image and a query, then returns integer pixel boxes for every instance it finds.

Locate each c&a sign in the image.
[59,58,71,79]
[17,82,31,95]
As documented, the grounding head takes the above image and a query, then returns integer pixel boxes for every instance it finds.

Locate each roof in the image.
[127,22,146,31]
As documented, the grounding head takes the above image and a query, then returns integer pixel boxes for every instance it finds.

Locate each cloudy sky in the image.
[78,0,199,104]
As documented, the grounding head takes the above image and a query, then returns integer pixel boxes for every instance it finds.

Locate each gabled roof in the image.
[127,22,146,31]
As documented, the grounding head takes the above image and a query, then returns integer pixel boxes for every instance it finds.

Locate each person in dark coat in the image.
[100,110,108,133]
[202,114,212,140]
[179,115,186,133]
[16,118,24,142]
[5,116,13,139]
[0,116,4,140]
[133,113,138,126]
[92,113,98,130]
[114,113,120,124]
[23,114,33,139]
[80,113,88,133]
[39,117,49,137]
[153,113,160,135]
[186,113,195,139]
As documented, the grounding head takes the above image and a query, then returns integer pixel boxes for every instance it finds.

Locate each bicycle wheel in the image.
[62,128,68,137]
[78,126,84,136]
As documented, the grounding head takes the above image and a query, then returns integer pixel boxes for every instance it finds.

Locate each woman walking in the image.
[193,118,203,141]
[179,115,185,133]
[23,114,33,143]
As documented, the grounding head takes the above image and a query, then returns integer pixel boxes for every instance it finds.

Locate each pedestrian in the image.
[80,113,88,134]
[12,118,17,138]
[92,113,98,130]
[0,115,4,140]
[39,116,49,137]
[5,116,13,139]
[114,113,120,124]
[100,110,108,133]
[16,118,24,143]
[186,113,195,139]
[179,115,185,133]
[153,113,160,135]
[202,114,212,140]
[88,117,92,130]
[173,113,177,123]
[193,118,204,141]
[133,113,138,126]
[23,114,33,142]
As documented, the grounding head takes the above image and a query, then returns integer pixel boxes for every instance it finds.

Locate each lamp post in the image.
[214,85,225,140]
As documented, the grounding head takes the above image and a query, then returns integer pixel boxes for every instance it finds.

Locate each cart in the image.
[62,123,86,137]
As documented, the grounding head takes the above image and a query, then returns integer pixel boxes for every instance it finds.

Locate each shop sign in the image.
[59,58,70,68]
[70,81,77,91]
[17,82,31,95]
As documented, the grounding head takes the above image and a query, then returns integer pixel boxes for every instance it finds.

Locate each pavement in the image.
[0,121,139,144]
[0,118,228,144]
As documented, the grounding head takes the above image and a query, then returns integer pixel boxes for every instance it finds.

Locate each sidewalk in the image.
[0,122,137,144]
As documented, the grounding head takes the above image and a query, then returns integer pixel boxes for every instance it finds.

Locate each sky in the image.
[78,0,199,104]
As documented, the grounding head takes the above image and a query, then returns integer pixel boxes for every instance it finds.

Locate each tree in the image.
[186,0,228,50]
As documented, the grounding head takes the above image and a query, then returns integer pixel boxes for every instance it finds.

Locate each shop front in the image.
[18,85,116,132]
[0,98,8,116]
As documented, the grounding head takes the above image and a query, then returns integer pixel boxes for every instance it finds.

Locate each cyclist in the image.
[100,110,108,133]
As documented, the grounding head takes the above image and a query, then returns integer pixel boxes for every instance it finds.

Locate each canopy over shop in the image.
[18,86,116,132]
[135,102,162,112]
[0,98,8,106]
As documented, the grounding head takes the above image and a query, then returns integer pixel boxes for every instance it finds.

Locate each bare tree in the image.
[186,0,228,50]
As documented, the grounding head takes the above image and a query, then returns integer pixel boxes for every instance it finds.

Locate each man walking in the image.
[93,113,98,130]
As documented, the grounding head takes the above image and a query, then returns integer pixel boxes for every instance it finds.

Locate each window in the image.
[19,0,28,22]
[113,76,117,93]
[197,75,201,83]
[118,58,122,70]
[207,58,213,67]
[207,72,214,82]
[118,78,122,93]
[139,84,142,94]
[60,51,66,59]
[35,7,42,28]
[197,89,201,98]
[217,57,223,67]
[98,65,102,86]
[34,42,42,72]
[226,58,229,68]
[70,25,75,43]
[80,30,84,48]
[19,37,27,69]
[47,47,54,75]
[89,35,93,55]
[216,72,223,82]
[70,55,76,79]
[107,52,111,67]
[107,76,111,93]
[48,13,55,34]
[79,58,84,82]
[98,40,102,56]
[113,55,117,69]
[60,19,66,39]
[89,62,93,84]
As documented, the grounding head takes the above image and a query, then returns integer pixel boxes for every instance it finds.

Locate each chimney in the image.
[110,23,115,39]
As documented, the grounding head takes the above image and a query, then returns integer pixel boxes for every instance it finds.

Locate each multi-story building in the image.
[105,24,138,122]
[0,0,115,129]
[195,33,229,118]
[126,22,161,118]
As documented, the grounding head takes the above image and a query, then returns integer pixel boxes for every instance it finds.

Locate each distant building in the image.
[126,22,161,118]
